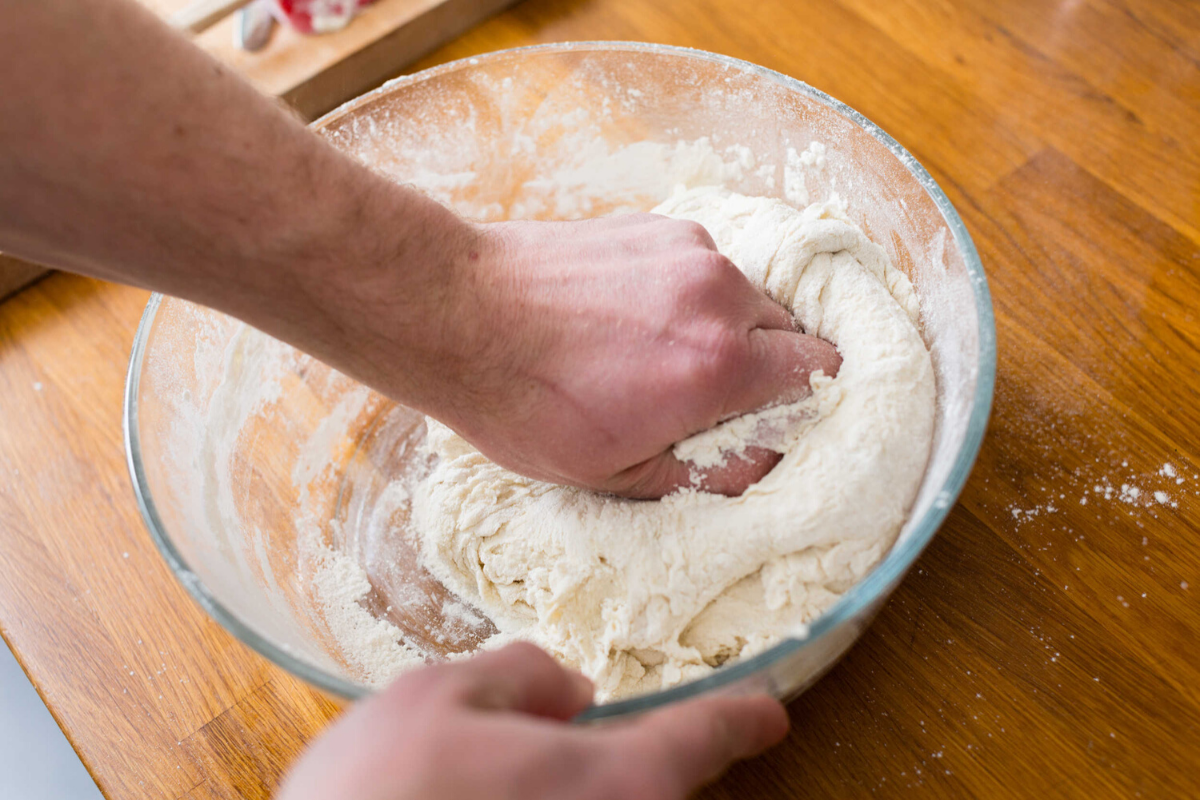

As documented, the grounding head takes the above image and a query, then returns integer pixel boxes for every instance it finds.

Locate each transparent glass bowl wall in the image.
[125,43,995,720]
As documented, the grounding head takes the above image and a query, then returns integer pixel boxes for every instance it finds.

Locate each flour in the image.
[784,141,828,208]
[513,138,750,219]
[405,188,936,700]
[310,546,427,683]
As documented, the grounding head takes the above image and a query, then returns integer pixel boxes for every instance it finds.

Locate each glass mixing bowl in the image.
[125,42,995,720]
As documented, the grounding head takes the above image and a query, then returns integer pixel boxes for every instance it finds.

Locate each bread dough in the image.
[411,187,936,701]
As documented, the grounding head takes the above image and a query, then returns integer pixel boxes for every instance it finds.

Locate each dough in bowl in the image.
[411,187,936,701]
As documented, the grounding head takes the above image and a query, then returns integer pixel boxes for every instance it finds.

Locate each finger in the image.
[690,446,783,496]
[611,330,840,498]
[728,277,795,332]
[609,695,789,797]
[691,249,794,332]
[750,294,796,332]
[606,446,782,499]
[450,642,594,721]
[725,280,793,332]
[721,328,841,420]
[603,448,693,499]
[681,219,718,251]
[591,212,670,227]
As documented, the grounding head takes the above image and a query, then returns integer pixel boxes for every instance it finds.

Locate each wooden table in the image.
[1,0,1197,797]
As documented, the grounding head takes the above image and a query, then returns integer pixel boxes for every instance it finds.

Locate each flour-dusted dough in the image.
[410,188,936,701]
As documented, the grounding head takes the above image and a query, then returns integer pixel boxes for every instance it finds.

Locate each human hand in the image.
[412,214,841,498]
[276,643,789,800]
[0,0,834,500]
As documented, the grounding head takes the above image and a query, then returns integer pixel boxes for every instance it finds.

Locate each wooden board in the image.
[143,0,522,120]
[1,0,1198,797]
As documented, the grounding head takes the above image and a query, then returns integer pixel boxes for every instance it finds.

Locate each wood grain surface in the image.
[1,0,1198,797]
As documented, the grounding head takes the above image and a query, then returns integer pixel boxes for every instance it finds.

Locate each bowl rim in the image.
[124,40,996,719]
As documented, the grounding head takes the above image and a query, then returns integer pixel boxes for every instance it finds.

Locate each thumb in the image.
[722,329,841,420]
[607,330,840,499]
[451,642,594,721]
[605,694,790,797]
[605,446,783,499]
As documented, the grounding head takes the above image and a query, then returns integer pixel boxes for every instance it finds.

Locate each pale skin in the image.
[2,1,842,795]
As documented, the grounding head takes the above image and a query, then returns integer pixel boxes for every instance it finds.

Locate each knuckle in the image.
[632,212,667,224]
[683,252,740,299]
[695,248,734,275]
[670,253,739,317]
[678,219,713,243]
[653,218,716,251]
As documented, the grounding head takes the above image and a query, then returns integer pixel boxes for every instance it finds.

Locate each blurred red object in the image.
[273,0,377,33]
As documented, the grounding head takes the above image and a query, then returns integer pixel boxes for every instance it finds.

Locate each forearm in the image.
[0,3,839,499]
[0,0,472,404]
